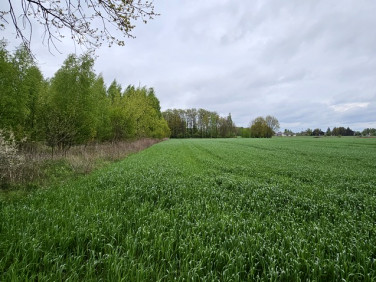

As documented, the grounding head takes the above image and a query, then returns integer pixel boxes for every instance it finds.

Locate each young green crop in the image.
[1,137,376,280]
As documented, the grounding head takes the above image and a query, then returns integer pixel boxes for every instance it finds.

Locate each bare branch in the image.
[0,0,158,55]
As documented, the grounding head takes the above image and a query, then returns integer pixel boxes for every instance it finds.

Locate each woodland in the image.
[0,43,170,153]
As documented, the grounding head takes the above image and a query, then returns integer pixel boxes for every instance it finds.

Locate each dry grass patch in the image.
[1,138,164,190]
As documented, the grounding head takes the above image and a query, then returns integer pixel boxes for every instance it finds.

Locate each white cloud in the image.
[330,103,370,113]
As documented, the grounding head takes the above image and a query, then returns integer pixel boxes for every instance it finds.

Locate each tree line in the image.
[296,127,376,137]
[0,43,170,153]
[162,109,237,138]
[162,111,282,139]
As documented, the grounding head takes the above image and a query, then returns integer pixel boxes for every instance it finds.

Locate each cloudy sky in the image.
[2,0,376,131]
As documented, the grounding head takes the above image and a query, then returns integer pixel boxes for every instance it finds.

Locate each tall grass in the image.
[0,138,162,190]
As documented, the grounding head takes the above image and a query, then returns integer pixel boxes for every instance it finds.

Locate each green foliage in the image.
[332,127,354,136]
[23,66,44,140]
[147,87,162,117]
[250,116,274,138]
[107,79,122,104]
[122,86,169,138]
[312,128,324,136]
[162,109,186,138]
[362,128,376,136]
[40,54,98,150]
[237,127,251,138]
[0,43,18,131]
[0,45,168,151]
[298,127,357,137]
[107,85,170,141]
[1,137,376,280]
[108,80,128,141]
[0,43,37,140]
[91,75,112,142]
[326,127,332,136]
[162,108,236,138]
[250,116,279,138]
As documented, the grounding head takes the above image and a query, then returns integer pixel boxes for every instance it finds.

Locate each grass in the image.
[0,138,162,193]
[1,137,376,280]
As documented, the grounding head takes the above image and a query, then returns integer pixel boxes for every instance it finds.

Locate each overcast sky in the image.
[2,0,376,131]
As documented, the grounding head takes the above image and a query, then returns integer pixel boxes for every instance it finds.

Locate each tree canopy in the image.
[0,0,157,53]
[0,43,43,140]
[250,116,279,138]
[0,43,169,154]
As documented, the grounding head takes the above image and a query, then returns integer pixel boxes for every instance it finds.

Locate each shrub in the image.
[0,130,24,185]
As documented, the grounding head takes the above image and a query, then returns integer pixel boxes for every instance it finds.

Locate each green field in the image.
[1,137,376,280]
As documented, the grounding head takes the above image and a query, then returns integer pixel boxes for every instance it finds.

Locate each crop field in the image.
[1,137,376,280]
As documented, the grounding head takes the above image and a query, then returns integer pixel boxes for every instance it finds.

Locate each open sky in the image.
[2,0,376,132]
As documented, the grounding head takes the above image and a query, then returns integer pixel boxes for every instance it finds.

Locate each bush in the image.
[0,130,24,185]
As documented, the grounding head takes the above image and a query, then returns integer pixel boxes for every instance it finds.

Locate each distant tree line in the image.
[162,109,236,138]
[162,111,282,139]
[292,127,376,137]
[0,43,170,153]
[361,128,376,136]
[328,127,354,137]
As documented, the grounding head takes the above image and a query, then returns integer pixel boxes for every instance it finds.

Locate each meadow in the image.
[1,137,375,280]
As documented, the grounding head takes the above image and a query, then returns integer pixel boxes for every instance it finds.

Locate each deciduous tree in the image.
[1,0,157,54]
[265,115,280,134]
[42,53,97,152]
[250,116,277,138]
[250,117,273,138]
[0,43,44,140]
[313,128,324,136]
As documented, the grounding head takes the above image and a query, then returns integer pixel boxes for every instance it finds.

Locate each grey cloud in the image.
[2,0,376,132]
